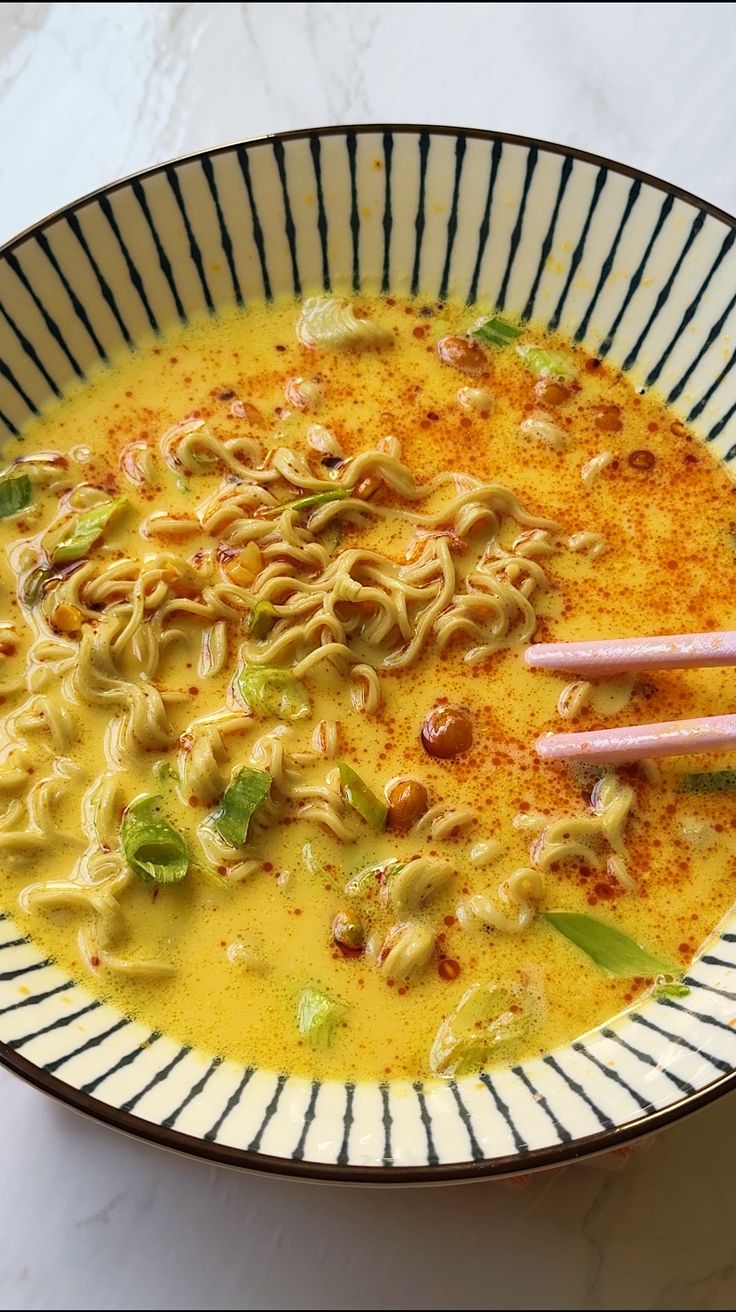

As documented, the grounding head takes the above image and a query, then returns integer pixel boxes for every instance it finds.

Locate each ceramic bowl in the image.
[2,126,736,1183]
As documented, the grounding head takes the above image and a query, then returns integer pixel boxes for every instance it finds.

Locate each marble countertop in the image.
[2,4,736,1309]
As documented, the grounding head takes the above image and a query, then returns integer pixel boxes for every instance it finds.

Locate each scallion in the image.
[121,795,189,884]
[338,761,388,830]
[51,497,126,564]
[544,911,677,978]
[0,473,31,519]
[236,665,310,721]
[212,767,271,847]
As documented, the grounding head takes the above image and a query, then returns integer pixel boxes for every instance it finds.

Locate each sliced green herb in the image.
[679,770,736,794]
[51,497,126,564]
[345,859,404,897]
[212,767,271,847]
[267,488,349,517]
[338,760,388,830]
[248,600,278,640]
[654,981,691,1000]
[121,795,189,884]
[430,982,533,1077]
[153,761,179,785]
[0,474,31,519]
[297,985,346,1048]
[237,665,310,721]
[516,344,575,378]
[544,912,677,978]
[470,315,523,349]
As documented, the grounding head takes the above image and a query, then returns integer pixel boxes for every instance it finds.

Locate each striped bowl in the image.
[2,126,736,1184]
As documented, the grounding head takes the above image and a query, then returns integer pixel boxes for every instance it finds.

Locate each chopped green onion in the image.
[267,488,350,517]
[430,982,534,1076]
[679,770,736,794]
[153,761,179,786]
[544,912,677,978]
[516,345,575,379]
[654,981,691,1000]
[237,665,310,721]
[345,859,404,897]
[248,600,278,640]
[297,985,346,1048]
[121,795,189,884]
[212,767,271,847]
[51,497,126,564]
[338,761,388,830]
[470,315,523,349]
[0,474,31,519]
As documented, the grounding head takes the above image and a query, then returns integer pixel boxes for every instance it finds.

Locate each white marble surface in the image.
[2,4,736,1309]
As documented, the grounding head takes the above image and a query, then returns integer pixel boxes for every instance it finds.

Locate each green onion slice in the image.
[248,600,278,640]
[544,912,677,978]
[121,795,189,884]
[297,985,346,1048]
[337,761,388,830]
[51,497,126,564]
[212,767,271,847]
[236,665,310,721]
[0,473,31,519]
[653,981,691,1000]
[516,345,575,378]
[470,315,523,348]
[266,488,349,517]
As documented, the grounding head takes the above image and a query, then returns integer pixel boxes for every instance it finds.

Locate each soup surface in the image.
[1,294,735,1082]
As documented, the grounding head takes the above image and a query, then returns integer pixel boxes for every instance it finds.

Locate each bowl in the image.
[2,125,736,1184]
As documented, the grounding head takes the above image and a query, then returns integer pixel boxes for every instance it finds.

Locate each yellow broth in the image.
[1,295,735,1081]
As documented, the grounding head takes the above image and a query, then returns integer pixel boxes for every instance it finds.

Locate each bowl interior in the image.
[2,126,736,1182]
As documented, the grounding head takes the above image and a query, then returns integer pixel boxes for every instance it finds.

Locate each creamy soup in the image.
[1,294,735,1081]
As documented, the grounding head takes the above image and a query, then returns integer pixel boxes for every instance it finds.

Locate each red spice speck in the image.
[90,955,100,968]
[188,685,199,696]
[594,882,615,901]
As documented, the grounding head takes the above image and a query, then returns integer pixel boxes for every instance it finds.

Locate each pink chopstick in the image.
[525,630,736,677]
[527,630,736,762]
[536,715,736,764]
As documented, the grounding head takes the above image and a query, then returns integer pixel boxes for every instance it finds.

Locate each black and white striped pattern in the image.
[2,127,736,1178]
